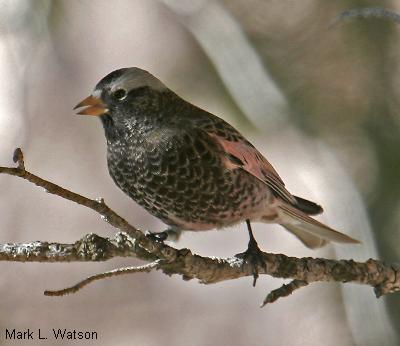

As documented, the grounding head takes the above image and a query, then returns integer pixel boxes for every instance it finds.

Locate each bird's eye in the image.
[113,89,127,100]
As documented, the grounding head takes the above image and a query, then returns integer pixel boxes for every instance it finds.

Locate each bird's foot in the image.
[145,230,169,243]
[145,228,182,243]
[235,237,266,287]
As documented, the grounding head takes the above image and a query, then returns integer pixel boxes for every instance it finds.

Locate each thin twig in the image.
[44,261,160,296]
[261,280,309,307]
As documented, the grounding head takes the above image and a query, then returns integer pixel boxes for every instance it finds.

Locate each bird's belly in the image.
[108,154,270,230]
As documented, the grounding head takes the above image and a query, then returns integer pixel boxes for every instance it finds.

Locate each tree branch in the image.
[44,261,161,296]
[261,280,309,306]
[1,148,400,305]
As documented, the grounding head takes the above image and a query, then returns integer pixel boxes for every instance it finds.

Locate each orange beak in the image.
[74,95,108,116]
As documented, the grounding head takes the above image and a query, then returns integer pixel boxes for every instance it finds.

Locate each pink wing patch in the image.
[210,134,296,204]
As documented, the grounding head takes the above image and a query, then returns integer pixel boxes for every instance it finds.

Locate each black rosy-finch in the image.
[75,67,359,283]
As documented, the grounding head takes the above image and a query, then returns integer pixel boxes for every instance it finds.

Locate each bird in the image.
[74,67,359,285]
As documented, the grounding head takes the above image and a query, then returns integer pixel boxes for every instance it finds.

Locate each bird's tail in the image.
[292,195,323,215]
[275,203,360,249]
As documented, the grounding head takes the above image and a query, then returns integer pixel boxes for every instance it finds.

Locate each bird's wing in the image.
[207,131,297,205]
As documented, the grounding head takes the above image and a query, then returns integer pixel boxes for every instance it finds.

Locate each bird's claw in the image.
[235,237,266,287]
[145,230,168,243]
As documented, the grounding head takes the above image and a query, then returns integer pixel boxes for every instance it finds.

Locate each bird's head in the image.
[74,67,169,133]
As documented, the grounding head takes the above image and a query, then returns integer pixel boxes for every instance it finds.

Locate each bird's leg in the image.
[235,220,266,286]
[145,228,182,243]
[145,230,169,242]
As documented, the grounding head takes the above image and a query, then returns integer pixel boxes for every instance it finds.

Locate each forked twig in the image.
[1,148,400,306]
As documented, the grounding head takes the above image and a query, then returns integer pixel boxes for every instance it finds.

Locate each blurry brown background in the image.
[0,0,399,345]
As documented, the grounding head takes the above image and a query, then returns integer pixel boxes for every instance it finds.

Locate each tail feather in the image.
[282,223,328,249]
[293,195,323,215]
[278,204,360,248]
